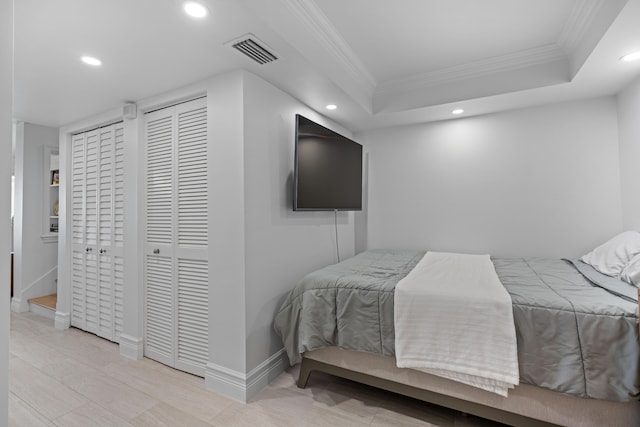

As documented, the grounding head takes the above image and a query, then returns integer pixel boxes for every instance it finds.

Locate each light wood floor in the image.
[9,312,505,426]
[27,294,57,310]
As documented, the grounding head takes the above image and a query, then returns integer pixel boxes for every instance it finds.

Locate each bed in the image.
[274,249,640,427]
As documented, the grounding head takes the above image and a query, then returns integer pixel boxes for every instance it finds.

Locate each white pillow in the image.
[580,231,640,278]
[621,253,640,287]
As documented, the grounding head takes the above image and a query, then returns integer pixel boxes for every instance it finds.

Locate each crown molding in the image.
[281,0,377,91]
[557,0,606,54]
[377,44,567,97]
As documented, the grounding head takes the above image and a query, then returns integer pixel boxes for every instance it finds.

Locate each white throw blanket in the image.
[394,251,519,396]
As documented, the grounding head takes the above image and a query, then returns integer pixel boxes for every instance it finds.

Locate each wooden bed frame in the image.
[297,347,640,427]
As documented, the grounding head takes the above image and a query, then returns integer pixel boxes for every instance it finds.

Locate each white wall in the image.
[12,122,59,311]
[616,75,640,231]
[204,70,356,401]
[242,72,355,371]
[0,0,12,422]
[100,70,356,401]
[357,97,623,258]
[207,71,247,377]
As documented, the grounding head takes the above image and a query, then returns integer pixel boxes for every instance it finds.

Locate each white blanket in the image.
[394,251,519,396]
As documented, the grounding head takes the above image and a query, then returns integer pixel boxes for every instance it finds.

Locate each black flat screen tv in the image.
[293,114,362,211]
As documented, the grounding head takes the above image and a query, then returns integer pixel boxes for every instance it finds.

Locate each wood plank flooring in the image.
[9,312,504,426]
[27,294,57,310]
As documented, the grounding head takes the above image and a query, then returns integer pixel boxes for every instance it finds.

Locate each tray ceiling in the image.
[12,0,640,131]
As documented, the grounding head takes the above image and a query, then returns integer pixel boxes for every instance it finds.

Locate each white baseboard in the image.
[11,297,28,313]
[119,334,144,360]
[54,311,70,330]
[29,303,55,320]
[205,363,247,402]
[245,348,289,400]
[205,349,288,403]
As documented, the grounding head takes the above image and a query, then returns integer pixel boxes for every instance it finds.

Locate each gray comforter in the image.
[273,250,640,402]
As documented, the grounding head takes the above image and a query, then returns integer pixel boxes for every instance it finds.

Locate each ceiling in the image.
[13,0,640,132]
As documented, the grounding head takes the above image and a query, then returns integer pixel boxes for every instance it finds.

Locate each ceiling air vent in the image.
[227,34,278,65]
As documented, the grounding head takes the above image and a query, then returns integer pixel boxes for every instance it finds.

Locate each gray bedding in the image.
[273,250,640,402]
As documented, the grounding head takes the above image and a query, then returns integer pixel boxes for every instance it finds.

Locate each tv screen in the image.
[294,114,362,211]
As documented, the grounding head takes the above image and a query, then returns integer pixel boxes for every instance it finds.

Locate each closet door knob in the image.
[85,247,92,253]
[99,249,106,254]
[153,248,160,255]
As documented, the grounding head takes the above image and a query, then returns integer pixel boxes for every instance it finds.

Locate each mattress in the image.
[273,249,640,402]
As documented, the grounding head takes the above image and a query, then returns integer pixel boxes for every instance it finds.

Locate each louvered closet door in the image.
[144,97,209,377]
[70,123,125,343]
[112,126,125,341]
[71,131,87,331]
[145,107,176,369]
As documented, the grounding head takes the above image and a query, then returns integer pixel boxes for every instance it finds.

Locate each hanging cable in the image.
[334,209,340,263]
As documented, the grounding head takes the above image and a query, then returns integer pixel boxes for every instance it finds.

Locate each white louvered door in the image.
[145,107,176,369]
[144,97,209,377]
[70,123,125,343]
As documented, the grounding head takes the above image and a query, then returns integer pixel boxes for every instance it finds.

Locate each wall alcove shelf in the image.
[43,148,59,240]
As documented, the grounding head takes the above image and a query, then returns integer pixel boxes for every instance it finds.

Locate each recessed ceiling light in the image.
[81,56,102,66]
[620,51,640,62]
[184,1,208,18]
[451,109,464,115]
[326,104,337,110]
